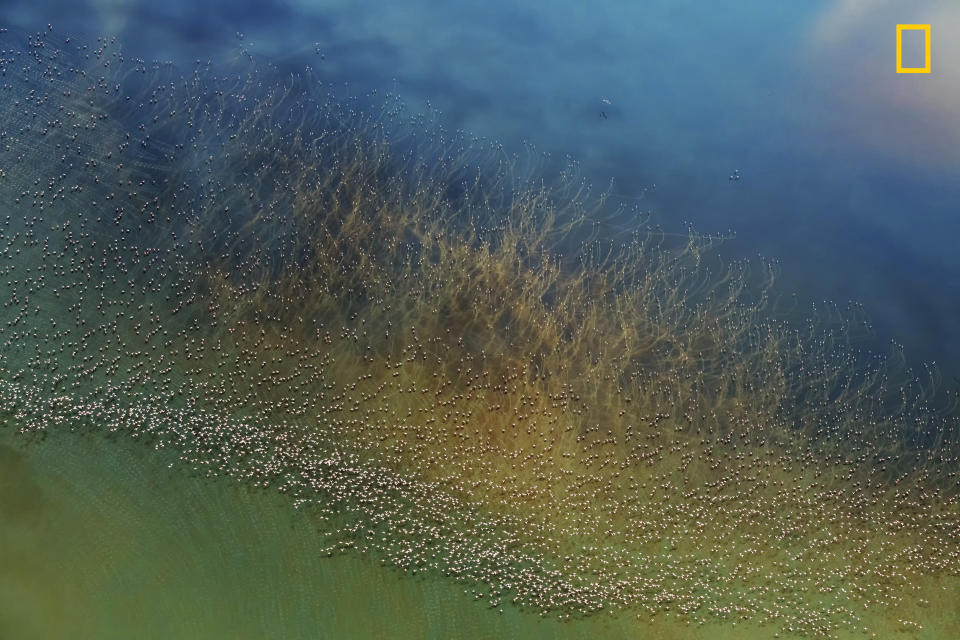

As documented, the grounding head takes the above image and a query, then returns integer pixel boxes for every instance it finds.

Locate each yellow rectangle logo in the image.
[896,24,931,73]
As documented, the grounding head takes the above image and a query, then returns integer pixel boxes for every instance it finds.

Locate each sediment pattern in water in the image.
[1,29,959,638]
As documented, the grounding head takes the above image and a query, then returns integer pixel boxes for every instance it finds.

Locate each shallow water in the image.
[1,3,959,639]
[0,429,778,640]
[5,427,960,639]
[2,429,558,639]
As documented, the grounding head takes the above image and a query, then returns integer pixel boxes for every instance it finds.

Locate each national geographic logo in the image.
[896,24,931,73]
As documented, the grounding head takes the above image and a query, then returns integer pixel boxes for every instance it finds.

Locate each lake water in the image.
[1,1,959,638]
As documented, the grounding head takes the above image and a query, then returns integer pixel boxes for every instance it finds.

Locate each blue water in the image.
[9,0,955,375]
[3,3,960,637]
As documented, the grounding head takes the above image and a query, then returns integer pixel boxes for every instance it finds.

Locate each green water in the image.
[12,428,953,639]
[3,427,824,639]
[0,429,711,640]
